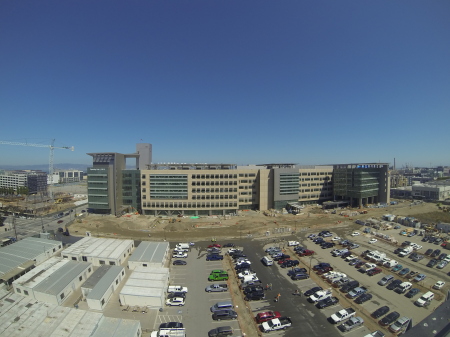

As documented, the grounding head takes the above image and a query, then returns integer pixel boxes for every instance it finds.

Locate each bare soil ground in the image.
[69,201,449,242]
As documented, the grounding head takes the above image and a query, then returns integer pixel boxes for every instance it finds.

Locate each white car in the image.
[172,252,188,258]
[369,239,377,244]
[433,281,445,290]
[235,259,251,265]
[288,241,300,246]
[351,232,360,236]
[238,270,256,278]
[332,237,341,241]
[166,297,185,306]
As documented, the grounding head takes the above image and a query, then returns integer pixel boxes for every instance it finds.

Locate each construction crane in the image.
[0,139,74,199]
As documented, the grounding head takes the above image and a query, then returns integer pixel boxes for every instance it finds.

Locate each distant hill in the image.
[0,163,90,173]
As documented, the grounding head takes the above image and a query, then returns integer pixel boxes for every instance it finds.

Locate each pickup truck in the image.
[238,270,256,279]
[308,289,332,303]
[347,287,368,299]
[205,284,228,292]
[260,317,292,332]
[330,308,356,323]
[338,317,364,332]
[167,286,188,293]
[151,328,186,337]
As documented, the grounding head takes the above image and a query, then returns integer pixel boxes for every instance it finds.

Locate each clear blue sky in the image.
[1,0,449,168]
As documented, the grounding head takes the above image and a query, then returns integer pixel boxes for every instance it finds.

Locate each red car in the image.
[255,311,281,324]
[367,267,382,276]
[57,220,63,224]
[278,258,291,264]
[299,249,315,257]
[207,244,221,248]
[316,266,334,275]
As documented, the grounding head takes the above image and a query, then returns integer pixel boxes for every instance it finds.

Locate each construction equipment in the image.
[0,139,74,200]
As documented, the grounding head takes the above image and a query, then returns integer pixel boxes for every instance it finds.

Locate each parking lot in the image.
[287,227,450,336]
[162,245,242,336]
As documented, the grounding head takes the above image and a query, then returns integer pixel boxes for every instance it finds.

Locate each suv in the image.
[389,317,410,333]
[208,326,233,337]
[212,310,238,321]
[207,254,224,261]
[209,271,229,281]
[378,275,394,286]
[244,291,265,301]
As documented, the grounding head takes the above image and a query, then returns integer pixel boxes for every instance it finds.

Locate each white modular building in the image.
[128,241,170,270]
[0,288,141,337]
[81,265,126,311]
[119,266,169,308]
[0,237,63,284]
[61,237,134,266]
[13,257,93,305]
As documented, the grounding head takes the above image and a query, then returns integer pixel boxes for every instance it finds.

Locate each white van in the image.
[261,256,273,266]
[415,291,434,306]
[176,243,190,250]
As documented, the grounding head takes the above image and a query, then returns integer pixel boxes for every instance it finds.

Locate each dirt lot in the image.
[69,200,450,242]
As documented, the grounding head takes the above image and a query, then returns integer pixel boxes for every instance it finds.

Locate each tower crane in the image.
[0,139,74,199]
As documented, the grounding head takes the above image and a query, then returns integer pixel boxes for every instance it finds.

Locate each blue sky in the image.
[1,0,449,168]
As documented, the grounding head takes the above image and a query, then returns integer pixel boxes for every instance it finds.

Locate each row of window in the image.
[192,188,238,193]
[300,172,332,176]
[143,202,238,208]
[192,181,237,186]
[192,195,237,200]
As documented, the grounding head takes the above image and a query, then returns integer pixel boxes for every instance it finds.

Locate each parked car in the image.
[425,248,434,256]
[160,322,184,329]
[212,310,238,321]
[304,286,323,297]
[427,259,438,268]
[173,260,187,265]
[371,306,390,319]
[386,279,402,291]
[431,249,441,257]
[206,254,224,261]
[291,273,309,280]
[413,274,426,282]
[392,264,403,272]
[437,260,448,269]
[389,317,411,333]
[281,260,299,268]
[244,291,265,301]
[255,311,281,324]
[433,281,445,290]
[355,261,365,268]
[349,259,361,266]
[369,239,377,244]
[166,297,185,306]
[405,288,420,298]
[379,311,400,326]
[367,268,382,276]
[167,291,187,299]
[399,268,410,276]
[222,243,235,247]
[208,326,233,337]
[287,267,307,276]
[355,293,373,304]
[316,296,339,309]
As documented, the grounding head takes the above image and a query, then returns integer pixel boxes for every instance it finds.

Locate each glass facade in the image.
[279,173,299,195]
[122,170,141,210]
[87,167,110,210]
[149,174,188,199]
[334,167,380,199]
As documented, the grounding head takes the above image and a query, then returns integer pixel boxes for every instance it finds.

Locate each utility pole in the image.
[13,216,18,241]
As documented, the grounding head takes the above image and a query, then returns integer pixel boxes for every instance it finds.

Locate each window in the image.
[99,260,105,265]
[72,257,77,261]
[122,271,125,276]
[53,248,56,252]
[24,290,29,296]
[109,261,116,265]
[143,264,147,267]
[101,298,105,306]
[60,293,65,300]
[16,288,21,293]
[88,268,92,273]
[79,276,83,281]
[63,255,68,259]
[116,279,119,285]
